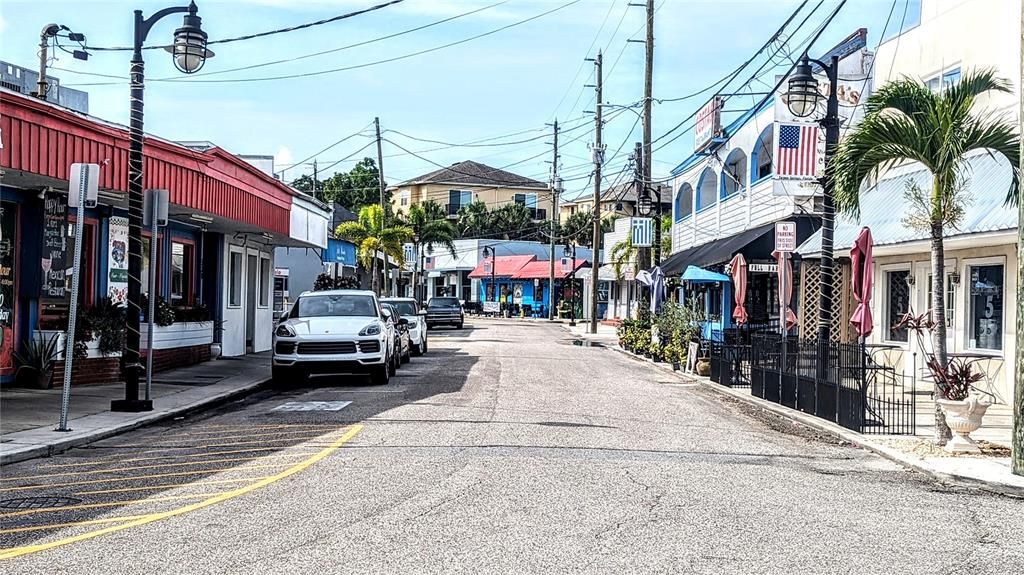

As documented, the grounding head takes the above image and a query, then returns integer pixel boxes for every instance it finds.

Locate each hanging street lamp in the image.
[112,1,212,412]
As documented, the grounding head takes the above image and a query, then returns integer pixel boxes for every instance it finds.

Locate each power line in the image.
[66,0,583,86]
[84,0,407,52]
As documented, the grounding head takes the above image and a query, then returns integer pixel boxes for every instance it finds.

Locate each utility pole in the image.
[589,51,604,334]
[1012,0,1023,476]
[312,159,319,202]
[374,116,389,296]
[548,119,559,321]
[643,0,658,267]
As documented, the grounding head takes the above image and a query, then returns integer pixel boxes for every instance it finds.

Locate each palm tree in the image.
[833,69,1020,443]
[335,204,413,295]
[457,200,492,237]
[406,202,457,302]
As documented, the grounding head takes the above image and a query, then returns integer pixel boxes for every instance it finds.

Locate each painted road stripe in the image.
[0,463,298,493]
[3,453,312,482]
[0,515,152,535]
[0,493,225,519]
[153,425,350,441]
[113,433,333,450]
[38,446,321,469]
[75,476,270,496]
[0,424,362,560]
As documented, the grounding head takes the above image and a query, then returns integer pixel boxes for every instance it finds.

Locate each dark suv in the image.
[425,297,464,330]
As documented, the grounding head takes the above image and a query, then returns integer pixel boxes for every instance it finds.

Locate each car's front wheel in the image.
[370,364,389,385]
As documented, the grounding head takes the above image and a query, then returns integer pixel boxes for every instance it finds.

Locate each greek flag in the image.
[632,217,653,247]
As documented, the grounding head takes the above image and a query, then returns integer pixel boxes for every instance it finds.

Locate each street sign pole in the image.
[58,164,99,431]
[143,189,168,403]
[775,221,796,403]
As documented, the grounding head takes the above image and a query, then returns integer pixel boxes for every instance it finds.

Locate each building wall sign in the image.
[694,97,723,152]
[41,191,68,299]
[107,216,129,305]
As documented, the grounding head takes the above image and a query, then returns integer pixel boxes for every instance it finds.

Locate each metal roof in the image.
[796,150,1018,256]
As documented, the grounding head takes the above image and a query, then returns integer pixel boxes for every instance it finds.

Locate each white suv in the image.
[273,290,395,385]
[380,298,427,356]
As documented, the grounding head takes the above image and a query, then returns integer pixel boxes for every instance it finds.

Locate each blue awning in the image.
[681,265,729,283]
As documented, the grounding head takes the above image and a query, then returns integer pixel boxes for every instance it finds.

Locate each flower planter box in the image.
[36,330,120,359]
[141,321,214,350]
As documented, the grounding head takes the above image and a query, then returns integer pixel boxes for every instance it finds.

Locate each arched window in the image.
[751,125,773,182]
[696,168,717,211]
[674,183,694,221]
[720,148,748,199]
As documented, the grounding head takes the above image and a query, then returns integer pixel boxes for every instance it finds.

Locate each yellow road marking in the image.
[0,424,362,560]
[0,515,152,535]
[0,463,297,493]
[0,493,225,519]
[38,446,320,469]
[3,452,312,482]
[153,426,346,441]
[113,433,330,450]
[75,477,269,496]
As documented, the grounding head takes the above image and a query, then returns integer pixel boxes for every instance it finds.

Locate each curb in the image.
[585,331,1024,498]
[0,378,271,466]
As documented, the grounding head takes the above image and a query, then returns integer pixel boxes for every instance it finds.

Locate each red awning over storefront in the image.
[0,90,295,235]
[468,255,535,278]
[512,259,586,280]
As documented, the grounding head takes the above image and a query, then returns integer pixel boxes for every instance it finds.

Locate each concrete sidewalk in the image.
[565,324,1024,497]
[0,353,270,465]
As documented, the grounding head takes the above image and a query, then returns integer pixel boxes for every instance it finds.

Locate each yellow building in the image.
[389,160,550,220]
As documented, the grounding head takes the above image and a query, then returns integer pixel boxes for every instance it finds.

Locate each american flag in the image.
[776,123,819,178]
[424,256,434,271]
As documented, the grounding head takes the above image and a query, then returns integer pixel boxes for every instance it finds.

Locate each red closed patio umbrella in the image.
[729,254,748,325]
[772,250,797,331]
[849,227,874,338]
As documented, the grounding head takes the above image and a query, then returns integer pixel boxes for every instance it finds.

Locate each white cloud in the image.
[274,145,293,168]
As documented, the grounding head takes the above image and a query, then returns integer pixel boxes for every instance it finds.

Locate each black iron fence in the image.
[710,334,915,435]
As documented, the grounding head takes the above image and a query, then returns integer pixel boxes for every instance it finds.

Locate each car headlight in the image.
[275,324,296,337]
[359,322,382,336]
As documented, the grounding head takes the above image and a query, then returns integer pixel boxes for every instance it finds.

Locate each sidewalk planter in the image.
[36,330,121,359]
[936,397,992,453]
[141,321,214,349]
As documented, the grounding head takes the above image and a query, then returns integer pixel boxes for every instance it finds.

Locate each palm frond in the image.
[335,222,367,243]
[959,111,1021,206]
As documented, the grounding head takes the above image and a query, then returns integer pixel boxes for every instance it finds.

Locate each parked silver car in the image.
[272,290,395,385]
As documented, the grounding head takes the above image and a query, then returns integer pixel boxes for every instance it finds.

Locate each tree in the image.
[335,204,412,295]
[290,174,322,194]
[491,203,534,240]
[403,202,457,301]
[323,158,389,212]
[833,69,1020,444]
[456,200,493,237]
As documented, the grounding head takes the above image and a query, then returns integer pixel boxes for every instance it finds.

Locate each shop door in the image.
[246,254,258,352]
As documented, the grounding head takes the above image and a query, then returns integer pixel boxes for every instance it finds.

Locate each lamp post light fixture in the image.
[784,52,840,350]
[112,1,212,413]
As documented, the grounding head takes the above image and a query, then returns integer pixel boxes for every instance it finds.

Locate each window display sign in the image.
[41,191,68,299]
[0,201,16,371]
[968,264,1003,350]
[107,216,129,305]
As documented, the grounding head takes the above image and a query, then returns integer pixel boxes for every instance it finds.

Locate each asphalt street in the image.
[1,320,1021,574]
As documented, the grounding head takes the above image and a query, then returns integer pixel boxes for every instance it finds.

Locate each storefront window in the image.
[170,240,195,306]
[65,217,96,304]
[229,251,242,307]
[142,235,162,298]
[968,264,1003,350]
[0,201,17,372]
[886,270,910,342]
[259,256,270,307]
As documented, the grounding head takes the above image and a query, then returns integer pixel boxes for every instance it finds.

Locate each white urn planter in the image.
[936,396,992,453]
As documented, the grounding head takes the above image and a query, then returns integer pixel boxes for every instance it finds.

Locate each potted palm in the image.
[13,334,60,389]
[932,357,991,453]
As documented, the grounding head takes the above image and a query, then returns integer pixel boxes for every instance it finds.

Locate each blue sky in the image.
[0,0,897,199]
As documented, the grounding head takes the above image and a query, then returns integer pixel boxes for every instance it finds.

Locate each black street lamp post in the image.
[112,1,212,412]
[785,53,840,347]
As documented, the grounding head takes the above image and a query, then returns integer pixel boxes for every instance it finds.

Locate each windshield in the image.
[293,294,377,318]
[428,298,461,309]
[383,301,417,316]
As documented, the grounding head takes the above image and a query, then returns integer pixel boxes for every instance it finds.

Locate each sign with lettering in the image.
[748,263,778,273]
[41,191,68,299]
[695,97,723,152]
[0,201,16,371]
[774,221,797,253]
[107,216,129,304]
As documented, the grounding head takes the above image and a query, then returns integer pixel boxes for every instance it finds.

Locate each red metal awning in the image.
[468,255,535,278]
[512,259,586,280]
[0,89,295,235]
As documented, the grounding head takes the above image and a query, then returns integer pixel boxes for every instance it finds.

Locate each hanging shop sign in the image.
[694,97,723,152]
[107,216,129,305]
[41,191,68,299]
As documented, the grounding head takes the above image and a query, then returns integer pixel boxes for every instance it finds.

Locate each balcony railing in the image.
[445,203,460,218]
